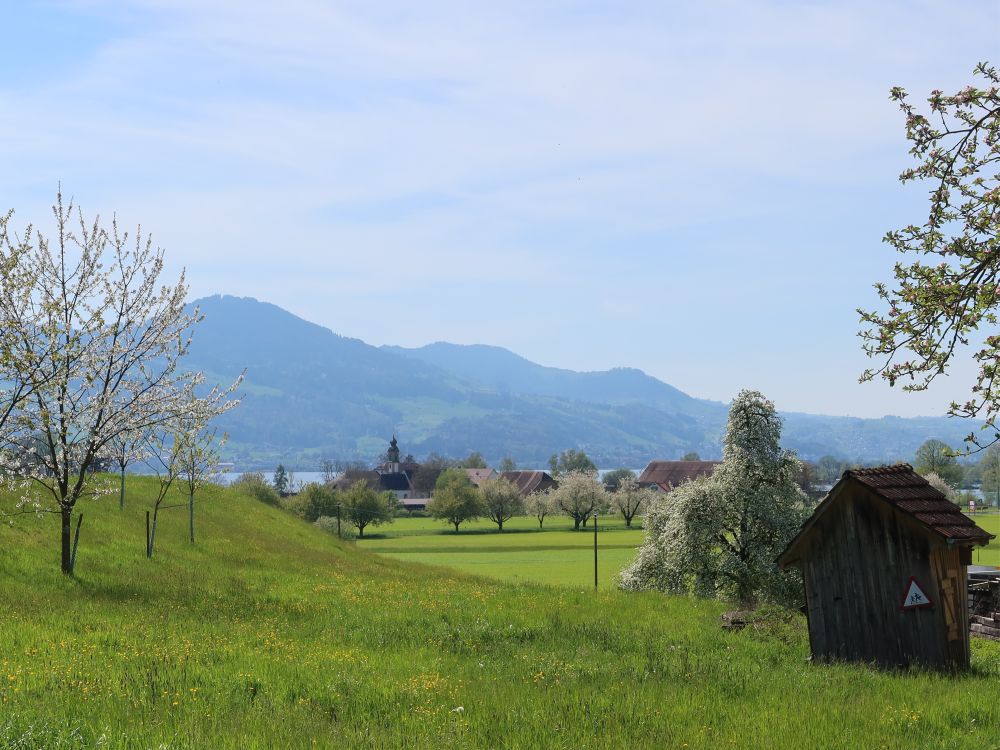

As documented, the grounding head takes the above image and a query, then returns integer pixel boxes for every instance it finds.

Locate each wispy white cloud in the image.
[2,0,997,417]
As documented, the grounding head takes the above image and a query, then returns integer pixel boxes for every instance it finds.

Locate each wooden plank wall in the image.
[799,485,968,669]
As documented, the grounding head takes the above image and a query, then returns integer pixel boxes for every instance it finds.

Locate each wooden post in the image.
[593,511,598,590]
[70,513,83,575]
[145,510,151,559]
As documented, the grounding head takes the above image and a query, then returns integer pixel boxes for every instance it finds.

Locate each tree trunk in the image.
[453,521,460,532]
[538,518,543,528]
[148,508,159,559]
[497,519,503,533]
[119,468,126,511]
[189,492,195,544]
[60,506,73,574]
[358,524,365,538]
[625,514,633,528]
[573,517,581,530]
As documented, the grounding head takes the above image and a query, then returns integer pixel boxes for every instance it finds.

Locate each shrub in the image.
[299,483,339,522]
[231,471,281,506]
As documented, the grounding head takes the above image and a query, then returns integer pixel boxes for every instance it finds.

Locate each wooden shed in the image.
[778,464,993,669]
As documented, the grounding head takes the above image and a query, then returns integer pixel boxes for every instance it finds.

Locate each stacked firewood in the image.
[969,577,1000,640]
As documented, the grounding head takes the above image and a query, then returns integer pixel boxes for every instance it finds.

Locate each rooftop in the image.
[637,460,720,489]
[846,464,992,543]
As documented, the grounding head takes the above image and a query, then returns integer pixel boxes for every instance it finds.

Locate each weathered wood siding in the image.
[798,484,968,669]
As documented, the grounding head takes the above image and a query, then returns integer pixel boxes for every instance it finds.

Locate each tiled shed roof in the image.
[847,464,992,542]
[779,464,993,567]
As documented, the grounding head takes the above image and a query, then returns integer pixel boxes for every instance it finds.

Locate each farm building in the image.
[465,468,496,487]
[637,460,720,493]
[500,470,557,497]
[778,464,993,670]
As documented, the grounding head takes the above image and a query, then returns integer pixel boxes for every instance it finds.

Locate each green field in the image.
[361,511,1000,587]
[965,513,1000,566]
[358,515,644,589]
[4,479,1000,748]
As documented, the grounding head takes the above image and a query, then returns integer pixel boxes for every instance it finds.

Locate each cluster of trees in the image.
[906,438,1000,508]
[800,438,1000,507]
[791,442,987,501]
[273,478,397,538]
[0,193,239,573]
[423,466,658,533]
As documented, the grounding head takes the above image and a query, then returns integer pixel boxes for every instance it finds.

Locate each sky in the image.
[2,0,999,418]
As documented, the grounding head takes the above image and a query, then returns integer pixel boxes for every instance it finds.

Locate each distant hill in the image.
[185,295,979,470]
[382,342,720,415]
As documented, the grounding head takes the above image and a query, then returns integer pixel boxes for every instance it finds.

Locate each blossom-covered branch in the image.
[860,62,1000,448]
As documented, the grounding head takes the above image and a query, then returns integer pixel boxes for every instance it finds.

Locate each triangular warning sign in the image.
[900,577,933,610]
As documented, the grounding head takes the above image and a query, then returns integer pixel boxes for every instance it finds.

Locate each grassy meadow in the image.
[357,515,644,589]
[2,478,1000,748]
[965,513,1000,566]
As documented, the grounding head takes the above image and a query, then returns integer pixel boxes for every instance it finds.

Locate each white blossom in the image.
[0,191,240,573]
[619,390,806,606]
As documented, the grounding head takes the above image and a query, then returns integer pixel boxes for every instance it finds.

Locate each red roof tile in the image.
[637,461,720,490]
[499,471,556,496]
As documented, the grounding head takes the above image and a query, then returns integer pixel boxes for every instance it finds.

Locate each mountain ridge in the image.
[185,295,978,469]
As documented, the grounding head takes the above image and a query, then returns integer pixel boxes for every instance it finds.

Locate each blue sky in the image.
[3,1,999,418]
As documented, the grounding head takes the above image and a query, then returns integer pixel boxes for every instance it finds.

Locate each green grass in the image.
[3,479,1000,748]
[358,515,644,589]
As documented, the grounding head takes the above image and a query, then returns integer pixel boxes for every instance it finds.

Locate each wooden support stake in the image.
[70,513,83,575]
[593,511,598,590]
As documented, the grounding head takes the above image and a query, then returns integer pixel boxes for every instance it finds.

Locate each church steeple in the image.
[387,435,400,471]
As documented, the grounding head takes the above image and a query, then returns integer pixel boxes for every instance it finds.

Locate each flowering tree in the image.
[143,426,183,559]
[176,409,232,544]
[479,476,523,532]
[525,490,554,528]
[0,210,48,441]
[619,390,806,606]
[608,477,655,528]
[109,430,146,512]
[0,192,238,573]
[860,63,1000,448]
[551,471,606,530]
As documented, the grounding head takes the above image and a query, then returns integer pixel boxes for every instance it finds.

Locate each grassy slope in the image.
[2,479,1000,749]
